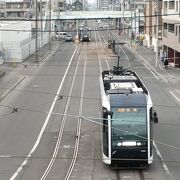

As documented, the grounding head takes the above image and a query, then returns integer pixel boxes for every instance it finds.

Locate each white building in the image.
[0,21,49,63]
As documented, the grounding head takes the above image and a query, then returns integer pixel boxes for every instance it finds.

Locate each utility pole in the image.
[134,9,136,41]
[138,9,140,35]
[122,0,125,41]
[35,0,38,64]
[40,0,43,51]
[48,0,51,50]
[130,8,132,46]
[155,0,159,67]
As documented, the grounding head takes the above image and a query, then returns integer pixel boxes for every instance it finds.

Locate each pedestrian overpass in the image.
[52,10,139,20]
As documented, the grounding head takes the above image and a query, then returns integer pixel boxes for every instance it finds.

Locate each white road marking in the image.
[169,90,180,102]
[10,45,78,180]
[143,63,159,80]
[153,142,170,175]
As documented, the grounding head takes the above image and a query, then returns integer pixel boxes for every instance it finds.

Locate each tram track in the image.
[96,27,148,180]
[40,43,87,180]
[116,170,145,180]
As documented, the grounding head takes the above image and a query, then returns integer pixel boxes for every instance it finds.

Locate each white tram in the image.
[99,67,158,168]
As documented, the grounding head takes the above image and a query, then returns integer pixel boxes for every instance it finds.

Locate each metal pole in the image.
[138,9,140,35]
[134,9,136,41]
[155,0,159,67]
[48,0,51,50]
[130,8,132,46]
[122,0,125,41]
[40,0,43,51]
[35,0,38,63]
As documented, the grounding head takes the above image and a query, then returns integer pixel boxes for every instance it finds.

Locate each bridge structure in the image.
[52,10,142,20]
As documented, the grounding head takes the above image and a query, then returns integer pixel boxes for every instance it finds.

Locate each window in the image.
[168,24,174,33]
[176,1,178,11]
[176,26,178,36]
[169,1,175,9]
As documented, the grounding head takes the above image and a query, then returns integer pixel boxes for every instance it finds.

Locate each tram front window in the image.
[111,107,147,146]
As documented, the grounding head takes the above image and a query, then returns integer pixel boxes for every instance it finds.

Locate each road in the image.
[0,23,179,180]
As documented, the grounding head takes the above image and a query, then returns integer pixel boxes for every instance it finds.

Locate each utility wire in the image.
[0,104,180,152]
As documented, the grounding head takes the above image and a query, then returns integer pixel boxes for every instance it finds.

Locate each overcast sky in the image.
[87,0,96,4]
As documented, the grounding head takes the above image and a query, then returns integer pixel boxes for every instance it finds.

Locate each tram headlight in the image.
[117,142,122,146]
[136,142,141,146]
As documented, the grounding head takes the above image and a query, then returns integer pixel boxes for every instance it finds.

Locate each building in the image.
[0,0,47,19]
[144,0,162,52]
[98,0,109,10]
[53,0,64,12]
[0,20,49,63]
[162,0,180,67]
[72,0,83,11]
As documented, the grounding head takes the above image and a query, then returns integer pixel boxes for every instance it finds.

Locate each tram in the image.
[79,26,91,42]
[99,65,158,168]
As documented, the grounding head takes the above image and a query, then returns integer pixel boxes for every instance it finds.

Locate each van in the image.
[59,32,67,39]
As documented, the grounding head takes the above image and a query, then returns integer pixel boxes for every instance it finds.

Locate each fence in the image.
[1,32,49,63]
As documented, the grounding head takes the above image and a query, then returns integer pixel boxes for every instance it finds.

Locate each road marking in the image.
[0,155,11,158]
[153,142,170,175]
[169,90,180,102]
[10,45,78,180]
[142,62,159,80]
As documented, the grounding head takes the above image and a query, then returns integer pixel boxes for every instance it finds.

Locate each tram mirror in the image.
[106,111,113,118]
[103,107,113,118]
[153,111,158,123]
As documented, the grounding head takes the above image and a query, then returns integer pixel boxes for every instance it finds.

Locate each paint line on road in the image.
[169,90,180,103]
[153,142,170,175]
[142,62,159,80]
[0,155,11,158]
[10,45,78,180]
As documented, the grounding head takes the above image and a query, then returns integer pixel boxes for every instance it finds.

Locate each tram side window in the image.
[103,108,109,156]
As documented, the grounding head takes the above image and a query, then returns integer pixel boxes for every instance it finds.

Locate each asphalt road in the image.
[0,23,180,180]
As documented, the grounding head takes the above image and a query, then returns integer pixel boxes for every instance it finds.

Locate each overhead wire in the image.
[0,102,180,152]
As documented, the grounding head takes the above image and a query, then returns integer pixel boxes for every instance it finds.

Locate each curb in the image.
[0,76,25,102]
[0,71,5,78]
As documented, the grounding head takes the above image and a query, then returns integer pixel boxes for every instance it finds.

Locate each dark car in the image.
[81,34,90,42]
[64,34,73,42]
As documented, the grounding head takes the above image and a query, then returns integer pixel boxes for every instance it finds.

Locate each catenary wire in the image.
[0,105,180,152]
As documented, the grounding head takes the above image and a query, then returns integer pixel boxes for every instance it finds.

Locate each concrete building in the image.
[162,0,180,67]
[53,0,64,12]
[99,0,109,10]
[0,20,49,64]
[144,0,162,52]
[0,0,47,19]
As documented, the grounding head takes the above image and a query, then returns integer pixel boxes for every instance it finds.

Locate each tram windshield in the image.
[111,107,147,141]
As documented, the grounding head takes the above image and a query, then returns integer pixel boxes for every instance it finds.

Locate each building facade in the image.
[144,0,162,52]
[0,0,47,18]
[162,0,180,67]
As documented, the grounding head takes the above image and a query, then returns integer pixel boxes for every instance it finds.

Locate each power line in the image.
[0,104,180,151]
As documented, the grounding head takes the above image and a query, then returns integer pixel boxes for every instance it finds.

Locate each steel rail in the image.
[64,46,87,180]
[40,46,82,180]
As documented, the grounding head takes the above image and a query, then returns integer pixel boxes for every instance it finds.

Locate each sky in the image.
[87,0,96,3]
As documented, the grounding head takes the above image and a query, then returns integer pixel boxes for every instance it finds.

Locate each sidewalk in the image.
[112,31,180,83]
[0,40,59,102]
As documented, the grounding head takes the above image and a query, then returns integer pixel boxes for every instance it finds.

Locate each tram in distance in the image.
[79,26,91,42]
[99,65,158,168]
